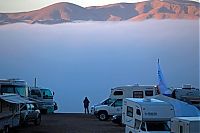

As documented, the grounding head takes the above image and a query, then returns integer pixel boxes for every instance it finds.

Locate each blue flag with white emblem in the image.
[157,59,171,95]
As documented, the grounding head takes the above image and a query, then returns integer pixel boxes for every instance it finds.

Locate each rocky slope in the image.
[0,0,199,25]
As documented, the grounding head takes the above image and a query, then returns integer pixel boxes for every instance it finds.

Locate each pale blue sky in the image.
[0,0,199,13]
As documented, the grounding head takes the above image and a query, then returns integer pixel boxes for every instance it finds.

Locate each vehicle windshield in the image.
[146,121,170,131]
[0,85,27,97]
[41,89,53,99]
[101,98,116,105]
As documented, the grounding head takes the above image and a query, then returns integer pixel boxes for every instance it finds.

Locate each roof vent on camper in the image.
[182,84,192,89]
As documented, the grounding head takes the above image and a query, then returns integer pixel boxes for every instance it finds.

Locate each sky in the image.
[0,0,199,13]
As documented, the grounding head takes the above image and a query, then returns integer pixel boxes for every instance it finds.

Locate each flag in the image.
[157,59,171,95]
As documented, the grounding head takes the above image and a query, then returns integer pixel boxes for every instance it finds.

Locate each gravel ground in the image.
[13,113,125,133]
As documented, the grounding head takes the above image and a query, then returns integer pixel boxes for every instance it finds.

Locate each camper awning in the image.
[0,94,34,104]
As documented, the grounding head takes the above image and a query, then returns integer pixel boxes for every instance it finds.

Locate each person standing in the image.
[83,97,90,114]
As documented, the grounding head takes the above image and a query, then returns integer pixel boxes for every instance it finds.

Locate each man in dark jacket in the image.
[83,97,90,114]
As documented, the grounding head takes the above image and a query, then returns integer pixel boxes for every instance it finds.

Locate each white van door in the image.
[109,99,123,115]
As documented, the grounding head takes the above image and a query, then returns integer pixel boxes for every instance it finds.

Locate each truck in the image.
[123,98,173,133]
[171,117,200,133]
[0,79,58,114]
[93,85,158,121]
[20,102,41,125]
[29,87,57,114]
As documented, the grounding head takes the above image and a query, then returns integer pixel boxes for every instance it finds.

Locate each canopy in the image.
[0,94,34,104]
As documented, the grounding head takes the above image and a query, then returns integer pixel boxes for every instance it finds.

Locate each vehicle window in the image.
[30,104,36,110]
[41,89,53,99]
[15,86,27,97]
[145,90,153,96]
[27,104,31,110]
[136,109,141,115]
[127,106,133,117]
[113,91,123,96]
[146,121,170,131]
[180,125,183,133]
[1,85,15,94]
[141,122,146,131]
[20,104,27,111]
[102,98,115,105]
[133,91,143,98]
[112,99,122,107]
[134,119,141,130]
[31,89,41,97]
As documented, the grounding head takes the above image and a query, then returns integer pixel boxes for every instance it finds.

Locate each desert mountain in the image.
[0,0,199,25]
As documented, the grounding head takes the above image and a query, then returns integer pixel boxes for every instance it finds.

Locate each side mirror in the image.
[53,91,55,96]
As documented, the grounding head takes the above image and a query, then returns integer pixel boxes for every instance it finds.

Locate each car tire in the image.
[98,111,108,121]
[34,115,41,126]
[3,126,9,133]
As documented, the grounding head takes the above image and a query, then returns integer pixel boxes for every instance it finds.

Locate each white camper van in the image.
[93,85,158,121]
[171,117,200,133]
[123,98,173,133]
[110,85,158,99]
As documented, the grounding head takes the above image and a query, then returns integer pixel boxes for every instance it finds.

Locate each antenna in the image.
[34,77,37,88]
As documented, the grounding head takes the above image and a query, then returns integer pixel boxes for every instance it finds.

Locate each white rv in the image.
[171,117,200,133]
[172,84,200,109]
[0,94,32,132]
[123,98,173,133]
[110,85,158,99]
[93,85,158,121]
[0,79,29,97]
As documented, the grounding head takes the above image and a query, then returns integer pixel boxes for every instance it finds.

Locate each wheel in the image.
[98,111,108,121]
[34,115,41,126]
[3,126,9,133]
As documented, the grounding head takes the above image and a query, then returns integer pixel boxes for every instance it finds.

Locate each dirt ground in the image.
[13,113,125,133]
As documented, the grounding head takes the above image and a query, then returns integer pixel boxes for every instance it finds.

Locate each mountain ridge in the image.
[0,0,199,25]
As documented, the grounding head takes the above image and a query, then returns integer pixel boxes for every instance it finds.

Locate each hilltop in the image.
[0,0,199,25]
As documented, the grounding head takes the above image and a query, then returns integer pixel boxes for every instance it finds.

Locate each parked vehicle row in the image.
[92,84,159,121]
[90,84,200,133]
[0,79,58,114]
[0,78,58,132]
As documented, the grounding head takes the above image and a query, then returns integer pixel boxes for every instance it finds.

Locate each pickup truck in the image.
[20,103,41,125]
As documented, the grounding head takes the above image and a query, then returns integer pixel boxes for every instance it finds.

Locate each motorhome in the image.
[0,79,28,97]
[110,85,158,99]
[0,94,31,132]
[123,95,200,133]
[29,87,57,114]
[123,98,173,133]
[172,84,200,109]
[93,85,158,121]
[171,117,200,133]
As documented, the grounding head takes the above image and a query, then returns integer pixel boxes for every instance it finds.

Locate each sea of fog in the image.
[0,20,199,112]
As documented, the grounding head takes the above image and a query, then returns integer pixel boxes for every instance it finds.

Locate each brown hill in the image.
[0,0,199,25]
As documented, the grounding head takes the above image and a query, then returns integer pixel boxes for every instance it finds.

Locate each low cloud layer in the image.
[0,20,199,112]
